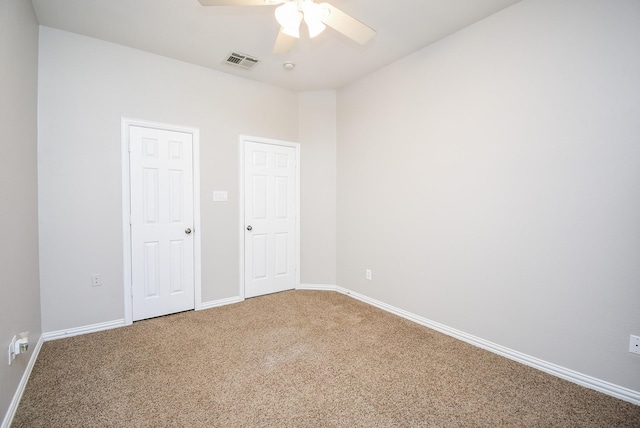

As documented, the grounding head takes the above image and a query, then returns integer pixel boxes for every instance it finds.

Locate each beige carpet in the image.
[12,290,640,427]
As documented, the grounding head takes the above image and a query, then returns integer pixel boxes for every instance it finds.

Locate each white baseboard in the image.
[297,283,338,291]
[331,286,640,406]
[1,334,44,428]
[199,296,243,310]
[42,319,126,342]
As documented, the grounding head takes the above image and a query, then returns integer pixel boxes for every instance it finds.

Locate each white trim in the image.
[238,138,245,301]
[297,283,338,291]
[199,296,244,310]
[121,118,202,325]
[192,133,202,311]
[1,335,44,428]
[238,135,301,299]
[332,286,640,406]
[42,319,126,341]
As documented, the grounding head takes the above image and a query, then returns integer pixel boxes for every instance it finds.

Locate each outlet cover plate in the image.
[7,336,16,365]
[91,274,102,287]
[630,335,640,355]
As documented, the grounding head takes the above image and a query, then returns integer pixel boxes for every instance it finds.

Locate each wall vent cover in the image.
[224,52,260,70]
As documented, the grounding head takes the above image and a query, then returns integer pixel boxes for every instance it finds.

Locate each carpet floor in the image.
[12,290,640,427]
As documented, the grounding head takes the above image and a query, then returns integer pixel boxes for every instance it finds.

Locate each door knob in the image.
[185,228,192,234]
[246,225,253,231]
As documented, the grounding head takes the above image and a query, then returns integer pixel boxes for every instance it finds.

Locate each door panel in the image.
[130,126,194,321]
[244,140,298,298]
[143,242,160,297]
[252,234,268,280]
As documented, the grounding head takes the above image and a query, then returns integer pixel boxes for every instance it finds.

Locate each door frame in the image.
[238,135,300,300]
[121,117,202,325]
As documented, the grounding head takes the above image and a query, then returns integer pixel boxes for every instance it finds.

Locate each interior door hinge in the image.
[129,214,132,225]
[128,140,132,152]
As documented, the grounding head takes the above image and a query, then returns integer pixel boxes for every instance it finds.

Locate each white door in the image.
[244,140,298,298]
[130,126,195,321]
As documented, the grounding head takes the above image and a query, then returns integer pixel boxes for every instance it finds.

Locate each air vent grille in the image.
[224,52,260,70]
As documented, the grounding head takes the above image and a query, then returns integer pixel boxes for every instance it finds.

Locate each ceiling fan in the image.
[197,0,377,54]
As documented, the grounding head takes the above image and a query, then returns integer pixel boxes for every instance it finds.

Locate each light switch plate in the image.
[213,191,228,202]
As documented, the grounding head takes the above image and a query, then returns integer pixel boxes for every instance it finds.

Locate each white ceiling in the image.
[31,0,521,91]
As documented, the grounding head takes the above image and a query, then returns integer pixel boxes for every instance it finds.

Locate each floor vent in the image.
[223,52,260,70]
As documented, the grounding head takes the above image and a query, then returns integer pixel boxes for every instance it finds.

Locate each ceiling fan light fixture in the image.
[302,0,326,38]
[282,22,301,38]
[305,19,326,38]
[197,0,376,54]
[275,2,302,38]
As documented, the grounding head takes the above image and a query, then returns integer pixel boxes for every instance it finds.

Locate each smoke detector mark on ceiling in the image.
[224,52,260,70]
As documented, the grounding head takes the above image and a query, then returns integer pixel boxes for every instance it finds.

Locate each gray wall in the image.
[299,91,337,285]
[0,0,42,421]
[336,0,640,391]
[37,27,300,332]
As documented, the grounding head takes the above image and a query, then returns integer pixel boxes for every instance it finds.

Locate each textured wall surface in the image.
[337,0,640,391]
[0,0,42,423]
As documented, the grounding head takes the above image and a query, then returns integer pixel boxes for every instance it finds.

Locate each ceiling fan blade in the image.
[273,27,296,54]
[197,0,284,6]
[319,2,376,45]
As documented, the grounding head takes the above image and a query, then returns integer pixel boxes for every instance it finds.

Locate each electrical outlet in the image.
[91,274,102,287]
[630,335,640,355]
[365,269,372,281]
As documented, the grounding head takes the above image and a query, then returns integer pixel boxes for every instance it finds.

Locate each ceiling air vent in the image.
[224,52,260,70]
